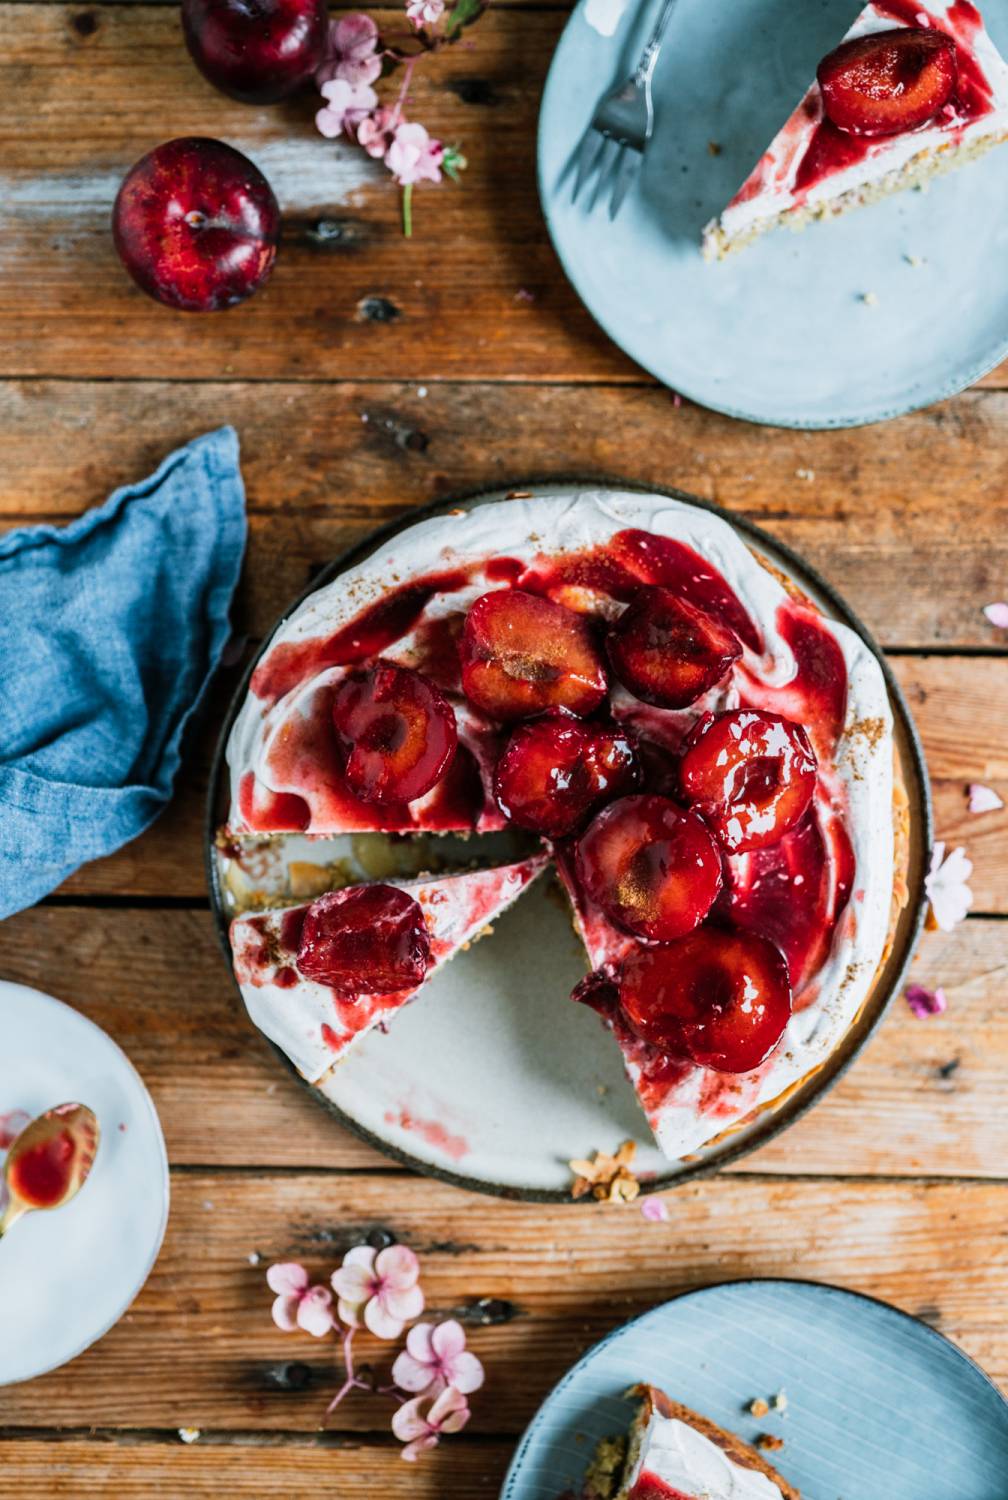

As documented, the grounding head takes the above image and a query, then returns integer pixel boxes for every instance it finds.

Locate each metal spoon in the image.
[0,1103,100,1240]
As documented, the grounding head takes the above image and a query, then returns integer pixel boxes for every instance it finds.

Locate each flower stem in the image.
[402,183,414,238]
[323,1328,360,1417]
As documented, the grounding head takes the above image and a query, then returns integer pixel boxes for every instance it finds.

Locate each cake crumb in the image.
[748,1396,770,1418]
[795,467,815,482]
[904,253,925,268]
[569,1140,640,1203]
[708,140,722,156]
[860,291,879,307]
[178,1428,201,1444]
[772,1388,788,1413]
[756,1433,785,1452]
[247,1250,262,1267]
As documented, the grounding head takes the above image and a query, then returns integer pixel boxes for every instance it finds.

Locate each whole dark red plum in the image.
[112,137,280,312]
[181,0,328,104]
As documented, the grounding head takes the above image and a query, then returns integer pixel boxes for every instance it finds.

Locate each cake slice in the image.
[229,855,547,1083]
[704,1,1008,259]
[587,1385,799,1500]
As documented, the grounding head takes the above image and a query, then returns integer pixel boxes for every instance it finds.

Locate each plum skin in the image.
[112,137,280,312]
[182,0,329,105]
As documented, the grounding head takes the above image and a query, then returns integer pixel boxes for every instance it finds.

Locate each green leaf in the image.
[442,144,468,182]
[446,0,484,36]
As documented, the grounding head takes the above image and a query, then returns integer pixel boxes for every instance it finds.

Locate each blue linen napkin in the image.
[0,426,246,919]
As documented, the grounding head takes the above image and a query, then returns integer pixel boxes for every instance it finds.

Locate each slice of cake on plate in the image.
[704,1,1008,258]
[230,855,547,1084]
[586,1385,799,1500]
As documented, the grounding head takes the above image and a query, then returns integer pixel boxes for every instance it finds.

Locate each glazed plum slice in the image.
[818,27,958,138]
[575,794,723,944]
[679,709,817,854]
[296,885,431,995]
[459,589,608,720]
[607,587,742,709]
[332,661,457,805]
[494,713,641,837]
[618,928,792,1074]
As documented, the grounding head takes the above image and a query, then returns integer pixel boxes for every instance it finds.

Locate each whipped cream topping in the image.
[628,1413,783,1500]
[713,1,1008,247]
[226,488,895,1160]
[230,856,546,1084]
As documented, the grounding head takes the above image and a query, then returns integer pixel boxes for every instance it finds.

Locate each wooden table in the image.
[2,3,1008,1493]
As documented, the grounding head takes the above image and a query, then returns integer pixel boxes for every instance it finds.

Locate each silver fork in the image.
[571,0,680,219]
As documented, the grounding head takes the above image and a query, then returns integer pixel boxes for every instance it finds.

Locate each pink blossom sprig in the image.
[313,5,476,235]
[264,1244,484,1462]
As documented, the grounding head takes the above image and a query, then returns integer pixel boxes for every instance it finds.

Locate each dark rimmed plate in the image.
[502,1279,1008,1497]
[205,481,931,1202]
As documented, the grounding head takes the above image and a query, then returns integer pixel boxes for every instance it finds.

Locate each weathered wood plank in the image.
[1,381,1007,650]
[0,1437,509,1499]
[0,906,1003,1177]
[0,6,622,382]
[2,6,1007,388]
[44,654,1007,901]
[1,1172,1005,1430]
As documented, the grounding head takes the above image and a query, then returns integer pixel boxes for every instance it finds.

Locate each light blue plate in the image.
[537,0,1008,428]
[502,1280,1008,1498]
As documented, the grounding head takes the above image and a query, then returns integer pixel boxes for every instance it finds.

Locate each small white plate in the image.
[0,981,169,1385]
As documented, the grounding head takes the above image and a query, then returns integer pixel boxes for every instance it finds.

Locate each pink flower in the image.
[316,77,379,139]
[316,13,382,88]
[386,122,444,186]
[266,1263,336,1337]
[641,1197,670,1223]
[358,106,399,159]
[968,783,1004,814]
[925,842,973,932]
[331,1244,424,1339]
[906,984,948,1018]
[406,0,445,26]
[391,1319,485,1395]
[983,602,1008,629]
[392,1384,471,1461]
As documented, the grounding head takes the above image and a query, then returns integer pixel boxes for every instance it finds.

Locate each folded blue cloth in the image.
[0,427,246,919]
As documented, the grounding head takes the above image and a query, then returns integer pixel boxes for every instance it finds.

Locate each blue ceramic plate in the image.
[502,1280,1008,1498]
[537,0,1008,428]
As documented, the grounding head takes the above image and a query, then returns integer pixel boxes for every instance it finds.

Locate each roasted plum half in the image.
[607,587,741,709]
[460,589,608,720]
[618,927,793,1074]
[332,662,457,805]
[494,713,640,837]
[575,794,723,944]
[679,709,817,854]
[296,885,432,996]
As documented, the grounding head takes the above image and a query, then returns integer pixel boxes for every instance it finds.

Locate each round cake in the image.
[223,489,910,1163]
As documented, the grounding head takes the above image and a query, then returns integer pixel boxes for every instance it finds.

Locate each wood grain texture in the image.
[2,381,1008,650]
[45,653,1008,900]
[0,1437,509,1499]
[3,5,1007,387]
[1,1172,1006,1432]
[0,907,1002,1178]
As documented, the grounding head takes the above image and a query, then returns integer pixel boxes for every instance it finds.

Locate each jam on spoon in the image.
[0,1103,100,1239]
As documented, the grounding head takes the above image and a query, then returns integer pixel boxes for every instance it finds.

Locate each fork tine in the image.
[607,144,640,220]
[571,127,609,205]
[586,137,618,212]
